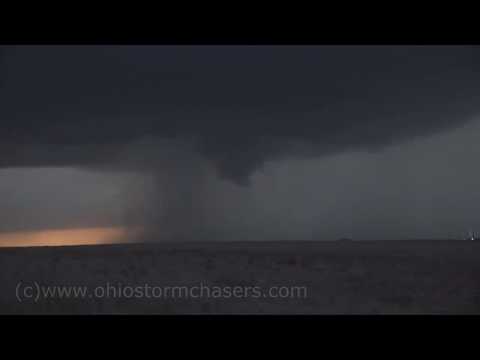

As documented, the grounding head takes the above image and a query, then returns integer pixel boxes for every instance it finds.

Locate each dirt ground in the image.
[1,240,480,314]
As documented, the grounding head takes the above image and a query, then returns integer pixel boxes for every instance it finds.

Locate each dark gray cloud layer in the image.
[1,46,480,184]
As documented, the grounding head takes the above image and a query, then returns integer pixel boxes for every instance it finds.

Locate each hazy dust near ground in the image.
[1,241,480,314]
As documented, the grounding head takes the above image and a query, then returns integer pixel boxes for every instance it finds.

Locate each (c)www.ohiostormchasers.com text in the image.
[15,282,308,302]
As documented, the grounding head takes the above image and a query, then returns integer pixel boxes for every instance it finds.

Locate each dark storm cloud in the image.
[1,45,480,184]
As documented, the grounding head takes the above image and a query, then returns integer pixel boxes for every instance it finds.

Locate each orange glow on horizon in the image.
[0,227,133,247]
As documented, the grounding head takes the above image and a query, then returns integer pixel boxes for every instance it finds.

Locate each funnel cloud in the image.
[1,45,480,241]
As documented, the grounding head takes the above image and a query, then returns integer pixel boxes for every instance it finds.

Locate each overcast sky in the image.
[1,45,479,241]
